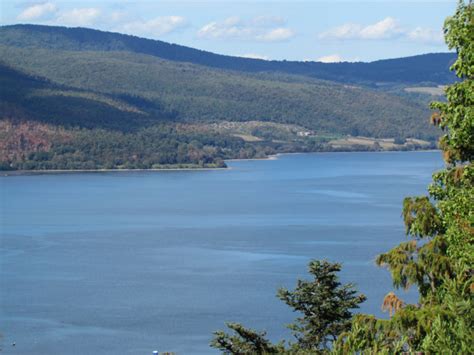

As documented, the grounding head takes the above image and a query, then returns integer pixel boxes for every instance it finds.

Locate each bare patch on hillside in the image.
[404,86,446,96]
[0,120,72,163]
[329,136,432,150]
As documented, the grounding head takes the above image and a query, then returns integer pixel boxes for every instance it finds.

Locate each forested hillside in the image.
[0,25,456,85]
[0,25,448,170]
[0,44,437,138]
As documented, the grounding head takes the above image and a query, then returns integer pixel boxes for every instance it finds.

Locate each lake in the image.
[0,151,444,354]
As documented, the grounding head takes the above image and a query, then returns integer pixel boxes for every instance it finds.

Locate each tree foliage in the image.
[277,261,366,352]
[211,323,285,354]
[0,24,457,85]
[210,261,366,354]
[211,2,473,353]
[334,1,474,352]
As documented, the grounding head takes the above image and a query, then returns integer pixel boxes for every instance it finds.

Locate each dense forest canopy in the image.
[0,24,453,170]
[0,24,457,86]
[0,43,437,138]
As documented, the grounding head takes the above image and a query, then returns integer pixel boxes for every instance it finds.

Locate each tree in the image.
[211,2,472,353]
[210,261,366,354]
[334,1,473,352]
[277,261,366,352]
[210,323,285,354]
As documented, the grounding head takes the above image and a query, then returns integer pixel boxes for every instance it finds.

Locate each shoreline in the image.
[225,155,279,162]
[1,150,441,176]
[2,166,231,176]
[227,149,440,161]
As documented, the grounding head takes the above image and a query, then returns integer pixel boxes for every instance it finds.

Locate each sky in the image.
[0,0,458,62]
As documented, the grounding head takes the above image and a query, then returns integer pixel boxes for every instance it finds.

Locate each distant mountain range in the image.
[0,24,452,170]
[1,24,456,85]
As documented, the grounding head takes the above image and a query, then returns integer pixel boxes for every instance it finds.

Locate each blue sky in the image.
[0,0,457,62]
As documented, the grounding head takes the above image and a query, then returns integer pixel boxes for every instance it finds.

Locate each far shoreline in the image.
[1,150,441,176]
[1,166,231,176]
[228,149,441,161]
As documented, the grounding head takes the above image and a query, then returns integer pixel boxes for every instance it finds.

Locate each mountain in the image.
[0,25,448,171]
[0,24,456,86]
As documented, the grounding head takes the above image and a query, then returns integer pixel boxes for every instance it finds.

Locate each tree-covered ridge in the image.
[0,24,457,85]
[0,44,438,140]
[0,24,451,171]
[0,65,337,170]
[210,1,473,353]
[2,62,424,171]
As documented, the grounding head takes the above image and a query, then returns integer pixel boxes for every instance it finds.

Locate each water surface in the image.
[0,151,444,354]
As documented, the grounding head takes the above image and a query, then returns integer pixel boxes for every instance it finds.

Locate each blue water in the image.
[0,151,444,354]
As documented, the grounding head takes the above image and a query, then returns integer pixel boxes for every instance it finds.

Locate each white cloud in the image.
[319,17,443,44]
[240,53,270,60]
[406,27,443,44]
[319,17,402,40]
[257,28,294,42]
[17,2,57,21]
[197,16,295,42]
[121,16,187,37]
[358,17,401,39]
[56,8,101,26]
[314,54,361,63]
[198,17,251,39]
[317,54,344,63]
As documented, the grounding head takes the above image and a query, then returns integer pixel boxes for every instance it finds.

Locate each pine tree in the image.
[210,261,365,354]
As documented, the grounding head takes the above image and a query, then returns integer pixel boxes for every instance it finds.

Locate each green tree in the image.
[212,2,473,354]
[277,261,366,352]
[334,1,473,353]
[210,261,366,354]
[211,323,285,354]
